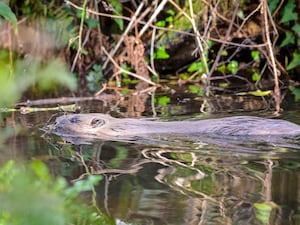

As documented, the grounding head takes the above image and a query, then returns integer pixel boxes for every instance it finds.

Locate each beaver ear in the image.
[90,118,106,128]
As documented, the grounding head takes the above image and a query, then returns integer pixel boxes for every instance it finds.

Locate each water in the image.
[2,99,300,225]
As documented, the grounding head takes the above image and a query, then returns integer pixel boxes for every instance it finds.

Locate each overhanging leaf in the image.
[0,2,17,32]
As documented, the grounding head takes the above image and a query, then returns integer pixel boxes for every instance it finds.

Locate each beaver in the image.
[50,113,300,143]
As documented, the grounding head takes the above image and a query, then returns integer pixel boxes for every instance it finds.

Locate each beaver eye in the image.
[90,118,105,128]
[70,116,80,123]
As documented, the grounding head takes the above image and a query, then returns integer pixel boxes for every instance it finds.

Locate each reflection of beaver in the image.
[50,114,300,142]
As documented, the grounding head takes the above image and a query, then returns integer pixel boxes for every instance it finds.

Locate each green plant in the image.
[153,46,170,59]
[0,1,17,31]
[156,96,170,106]
[109,0,124,31]
[155,9,175,27]
[0,160,113,225]
[227,60,239,74]
[87,64,103,91]
[269,0,300,72]
[188,84,203,96]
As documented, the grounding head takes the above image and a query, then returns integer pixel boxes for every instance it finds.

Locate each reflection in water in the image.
[1,111,300,224]
[40,135,300,225]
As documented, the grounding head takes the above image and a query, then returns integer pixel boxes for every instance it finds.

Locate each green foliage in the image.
[288,85,300,101]
[269,0,300,72]
[280,0,298,24]
[0,2,17,31]
[153,46,170,59]
[0,51,77,106]
[87,64,103,92]
[237,90,272,97]
[268,0,280,13]
[155,9,175,27]
[188,61,206,74]
[287,52,300,70]
[10,0,55,18]
[251,72,260,82]
[156,96,171,106]
[227,60,239,74]
[251,50,260,62]
[0,160,112,225]
[109,0,124,31]
[254,202,275,224]
[280,31,295,47]
[188,85,203,96]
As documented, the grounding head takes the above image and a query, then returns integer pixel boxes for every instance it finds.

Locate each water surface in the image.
[1,101,300,225]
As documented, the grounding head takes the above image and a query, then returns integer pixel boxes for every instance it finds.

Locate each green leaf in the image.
[155,20,166,27]
[237,10,245,19]
[110,0,124,30]
[254,202,273,224]
[188,85,203,96]
[86,19,99,29]
[251,50,260,62]
[287,52,300,70]
[157,96,170,106]
[237,90,272,96]
[165,16,173,23]
[0,2,17,32]
[280,31,295,47]
[166,9,175,16]
[227,60,239,74]
[221,50,228,56]
[153,46,170,59]
[251,72,260,81]
[292,23,300,37]
[188,61,204,73]
[217,64,226,73]
[268,0,280,13]
[280,0,298,23]
[289,85,300,101]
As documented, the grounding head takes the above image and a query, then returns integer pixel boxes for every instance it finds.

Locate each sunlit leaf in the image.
[155,20,166,27]
[254,202,274,224]
[188,85,203,96]
[0,2,17,32]
[157,96,170,106]
[227,60,238,74]
[252,72,260,81]
[217,64,226,73]
[153,46,170,59]
[188,61,204,73]
[251,50,260,62]
[237,90,272,96]
[166,9,175,16]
